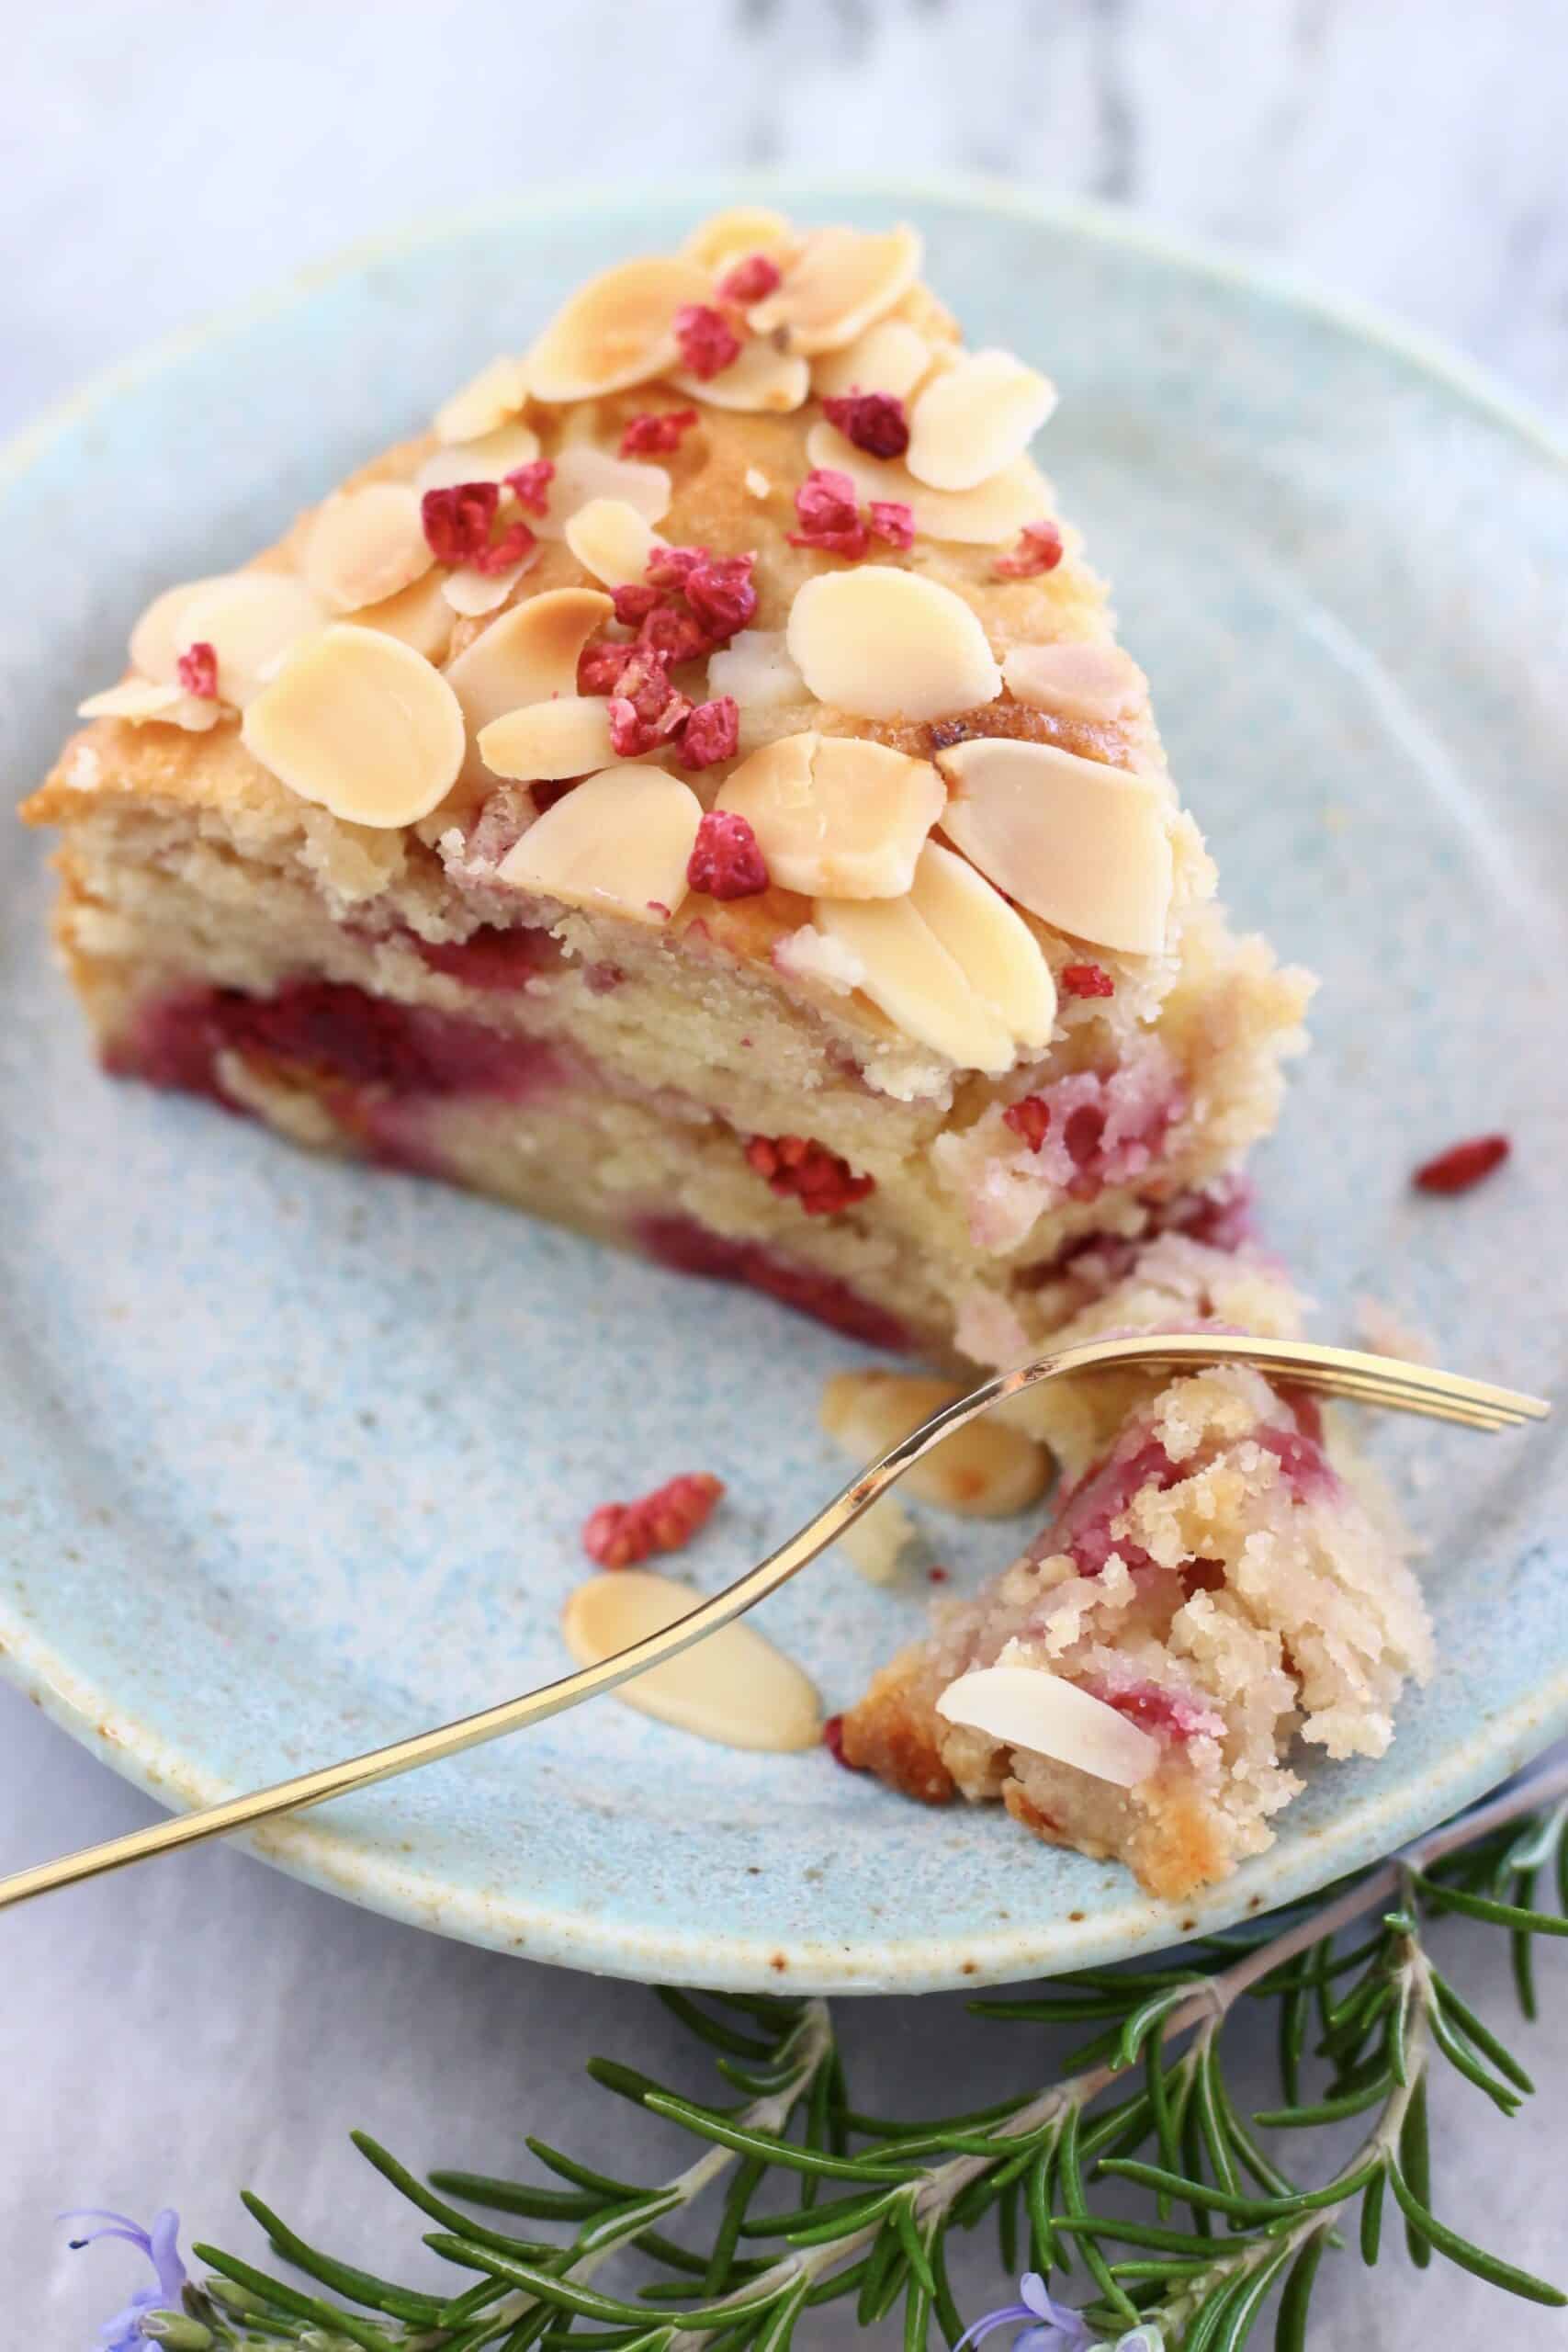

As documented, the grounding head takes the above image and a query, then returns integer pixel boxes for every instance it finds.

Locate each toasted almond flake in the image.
[353,568,456,663]
[936,1663,1158,1786]
[936,738,1172,955]
[812,319,932,401]
[562,1568,820,1751]
[748,223,922,355]
[806,421,1051,547]
[303,484,434,615]
[908,841,1056,1048]
[168,572,329,707]
[242,624,464,827]
[717,731,942,898]
[744,466,772,499]
[821,1371,1049,1518]
[477,695,616,781]
[564,495,666,588]
[705,628,805,711]
[434,354,531,445]
[128,575,228,681]
[1002,640,1146,723]
[440,555,536,617]
[498,764,702,923]
[838,1497,918,1585]
[787,570,999,722]
[682,207,797,275]
[906,347,1057,492]
[669,337,810,413]
[445,588,614,743]
[773,922,865,994]
[812,895,1014,1072]
[535,446,672,539]
[78,677,222,729]
[415,420,542,494]
[526,256,711,404]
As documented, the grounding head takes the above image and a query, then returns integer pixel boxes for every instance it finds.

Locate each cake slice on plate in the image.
[23,209,1309,1366]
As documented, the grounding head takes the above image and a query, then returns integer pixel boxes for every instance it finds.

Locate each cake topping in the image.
[717,732,944,899]
[819,1371,1048,1517]
[908,841,1057,1048]
[786,569,1001,721]
[533,446,672,537]
[705,628,806,713]
[415,420,542,495]
[77,678,222,730]
[811,894,1015,1073]
[581,1471,725,1568]
[618,407,699,458]
[812,318,931,401]
[305,484,434,615]
[433,354,531,445]
[1062,961,1115,999]
[446,586,613,756]
[806,420,1050,546]
[1411,1134,1511,1194]
[504,458,556,517]
[564,496,667,588]
[746,222,922,354]
[1002,639,1145,722]
[671,301,742,381]
[477,696,616,781]
[141,571,326,708]
[561,1569,821,1752]
[936,1663,1159,1787]
[686,809,770,900]
[496,764,703,924]
[820,390,910,458]
[242,625,465,827]
[682,206,796,274]
[906,348,1057,492]
[175,642,220,699]
[994,519,1066,579]
[677,695,740,770]
[128,576,226,681]
[787,466,873,558]
[525,255,710,402]
[716,251,783,304]
[440,546,538,616]
[422,481,503,567]
[936,738,1173,956]
[644,544,758,649]
[745,1134,874,1216]
[671,334,811,413]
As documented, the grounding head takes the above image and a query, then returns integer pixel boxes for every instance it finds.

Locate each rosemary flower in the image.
[60,2207,187,2349]
[956,2274,1162,2352]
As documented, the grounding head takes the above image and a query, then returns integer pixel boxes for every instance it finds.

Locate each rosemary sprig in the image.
[125,1756,1568,2351]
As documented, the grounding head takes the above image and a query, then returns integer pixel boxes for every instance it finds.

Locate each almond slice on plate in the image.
[497,764,702,924]
[167,572,329,707]
[303,484,434,614]
[908,840,1056,1047]
[354,569,456,663]
[906,347,1058,492]
[682,207,797,275]
[812,894,1014,1072]
[812,319,932,401]
[806,421,1052,547]
[705,629,806,712]
[564,496,666,588]
[935,737,1173,956]
[821,1372,1049,1517]
[787,569,1000,722]
[128,575,229,681]
[415,420,542,495]
[669,336,810,413]
[242,624,465,827]
[78,678,222,729]
[526,256,711,403]
[445,588,614,741]
[536,446,672,538]
[717,731,943,898]
[936,1663,1158,1787]
[1001,640,1147,724]
[561,1570,821,1751]
[434,355,532,445]
[747,224,922,355]
[477,695,616,781]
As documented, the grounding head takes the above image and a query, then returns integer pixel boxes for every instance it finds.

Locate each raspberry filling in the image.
[637,1215,911,1351]
[414,924,557,992]
[1094,1679,1225,1743]
[1047,1432,1180,1576]
[744,1133,874,1216]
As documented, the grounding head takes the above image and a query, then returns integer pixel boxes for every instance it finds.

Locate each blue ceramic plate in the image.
[2,182,1564,1993]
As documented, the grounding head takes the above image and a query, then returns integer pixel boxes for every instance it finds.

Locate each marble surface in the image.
[6,4,1565,2345]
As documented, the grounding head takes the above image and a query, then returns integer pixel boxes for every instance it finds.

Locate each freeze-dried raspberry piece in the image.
[1061,962,1115,1000]
[646,546,705,591]
[688,809,769,899]
[1412,1134,1511,1194]
[610,582,664,627]
[994,519,1065,579]
[176,641,219,698]
[473,518,537,575]
[422,481,500,565]
[503,458,555,516]
[618,407,699,458]
[787,467,871,560]
[607,650,690,755]
[1003,1097,1052,1152]
[673,303,742,380]
[637,601,712,666]
[578,637,639,695]
[744,1133,875,1216]
[679,696,739,770]
[581,1471,726,1569]
[716,251,783,304]
[821,390,909,459]
[683,551,757,645]
[867,501,915,550]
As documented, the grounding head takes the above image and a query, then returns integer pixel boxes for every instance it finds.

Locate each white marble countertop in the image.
[6,4,1565,2345]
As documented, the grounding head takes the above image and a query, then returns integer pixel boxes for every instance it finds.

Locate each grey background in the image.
[5,2,1565,2343]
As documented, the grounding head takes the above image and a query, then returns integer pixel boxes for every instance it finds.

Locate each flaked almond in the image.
[440,554,537,617]
[812,319,932,401]
[806,421,1051,547]
[434,354,531,445]
[670,336,810,413]
[936,1663,1158,1787]
[564,495,666,588]
[820,1371,1049,1517]
[303,484,434,614]
[536,446,672,538]
[787,569,1000,722]
[562,1569,821,1751]
[717,731,942,898]
[163,572,328,707]
[682,206,797,275]
[744,466,772,499]
[748,223,922,355]
[705,628,806,711]
[526,255,710,403]
[773,922,865,995]
[242,624,464,827]
[446,588,614,746]
[416,420,542,494]
[354,569,456,663]
[478,695,616,781]
[497,763,702,923]
[128,575,228,681]
[936,738,1172,956]
[812,894,1014,1072]
[837,1496,918,1586]
[1002,640,1146,723]
[78,677,222,730]
[906,347,1057,492]
[908,841,1055,1047]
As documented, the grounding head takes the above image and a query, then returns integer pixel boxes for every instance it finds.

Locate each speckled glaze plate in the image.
[2,181,1565,1994]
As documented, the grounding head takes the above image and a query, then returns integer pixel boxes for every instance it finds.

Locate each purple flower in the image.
[60,2208,186,2350]
[955,2276,1164,2352]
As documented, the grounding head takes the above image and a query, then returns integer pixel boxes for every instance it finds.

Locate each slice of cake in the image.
[22,209,1309,1365]
[839,1238,1432,1897]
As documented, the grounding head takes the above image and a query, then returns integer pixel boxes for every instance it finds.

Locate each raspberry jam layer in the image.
[637,1214,911,1351]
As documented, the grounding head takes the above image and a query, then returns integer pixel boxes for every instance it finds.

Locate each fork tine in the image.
[1036,1333,1549,1432]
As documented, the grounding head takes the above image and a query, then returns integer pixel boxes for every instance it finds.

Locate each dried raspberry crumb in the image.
[503,458,555,516]
[1412,1134,1511,1194]
[1003,1096,1052,1152]
[928,1566,950,1585]
[673,303,742,380]
[994,519,1065,579]
[581,1471,725,1570]
[823,1713,857,1767]
[744,1133,874,1216]
[679,696,740,771]
[473,518,537,575]
[608,676,691,757]
[422,481,500,566]
[787,467,871,560]
[637,602,713,666]
[176,640,219,698]
[1061,962,1115,1000]
[821,390,909,459]
[867,501,915,550]
[611,582,664,627]
[578,637,639,695]
[646,547,705,590]
[688,809,770,899]
[682,550,758,646]
[618,408,698,458]
[716,252,782,304]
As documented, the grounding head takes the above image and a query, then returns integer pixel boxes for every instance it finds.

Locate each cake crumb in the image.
[1354,1296,1435,1365]
[581,1473,725,1569]
[839,1497,918,1586]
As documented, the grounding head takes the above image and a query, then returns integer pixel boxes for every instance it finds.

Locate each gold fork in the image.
[0,1333,1547,1912]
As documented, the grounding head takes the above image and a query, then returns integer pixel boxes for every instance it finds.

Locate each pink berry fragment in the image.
[581,1472,726,1570]
[716,252,783,304]
[821,390,909,459]
[473,518,537,575]
[503,458,555,516]
[679,696,740,771]
[1061,962,1115,1000]
[619,408,699,458]
[1003,1097,1052,1153]
[744,1133,875,1216]
[688,809,770,900]
[787,467,871,560]
[422,481,500,566]
[867,501,915,549]
[673,303,742,381]
[1412,1134,1511,1194]
[177,641,219,698]
[822,1713,861,1769]
[994,520,1065,579]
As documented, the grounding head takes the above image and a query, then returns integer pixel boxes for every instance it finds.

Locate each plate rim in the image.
[3,173,1564,1994]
